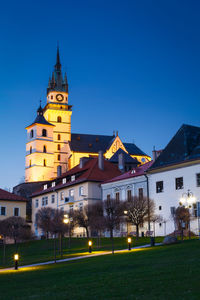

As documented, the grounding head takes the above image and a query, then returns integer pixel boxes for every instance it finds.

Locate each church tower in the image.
[25,104,54,182]
[43,47,72,177]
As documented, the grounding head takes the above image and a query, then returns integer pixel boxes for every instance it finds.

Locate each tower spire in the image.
[55,44,61,70]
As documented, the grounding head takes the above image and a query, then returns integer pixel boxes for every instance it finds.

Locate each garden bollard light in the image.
[88,240,92,253]
[14,254,19,270]
[128,237,132,250]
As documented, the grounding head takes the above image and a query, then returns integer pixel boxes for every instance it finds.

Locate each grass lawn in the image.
[0,237,163,268]
[0,240,200,299]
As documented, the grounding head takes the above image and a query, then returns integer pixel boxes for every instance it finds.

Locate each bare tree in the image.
[35,207,55,239]
[73,204,96,238]
[124,196,155,239]
[0,217,33,246]
[50,209,69,258]
[173,206,190,240]
[90,202,105,247]
[103,198,123,254]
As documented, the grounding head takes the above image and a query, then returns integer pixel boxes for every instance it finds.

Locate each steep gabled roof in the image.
[32,158,122,197]
[70,133,115,153]
[0,188,27,202]
[103,160,154,184]
[124,143,148,156]
[149,124,200,171]
[70,133,149,158]
[109,148,139,164]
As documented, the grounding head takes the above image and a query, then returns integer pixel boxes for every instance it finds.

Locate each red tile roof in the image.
[32,158,122,197]
[0,188,28,202]
[103,160,154,184]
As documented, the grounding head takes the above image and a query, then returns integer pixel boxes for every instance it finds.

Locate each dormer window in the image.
[42,129,47,137]
[52,182,56,187]
[62,178,66,184]
[71,175,75,182]
[43,184,47,190]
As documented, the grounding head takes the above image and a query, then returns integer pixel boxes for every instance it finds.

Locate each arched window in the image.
[42,129,47,137]
[57,116,62,123]
[57,144,60,151]
[30,130,34,138]
[29,160,31,167]
[30,146,32,154]
[43,145,46,153]
[58,134,61,140]
[58,154,60,161]
[44,159,46,166]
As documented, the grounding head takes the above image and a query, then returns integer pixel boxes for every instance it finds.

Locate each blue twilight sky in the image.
[0,0,200,190]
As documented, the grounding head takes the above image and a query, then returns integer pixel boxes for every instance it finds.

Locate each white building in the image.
[147,124,200,236]
[101,161,153,236]
[32,155,121,237]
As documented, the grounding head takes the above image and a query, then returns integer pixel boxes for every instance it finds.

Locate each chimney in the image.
[118,153,125,172]
[152,146,157,161]
[57,165,62,177]
[79,157,84,168]
[79,157,90,168]
[98,151,104,170]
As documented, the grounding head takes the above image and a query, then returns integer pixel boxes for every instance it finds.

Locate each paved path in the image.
[0,243,162,272]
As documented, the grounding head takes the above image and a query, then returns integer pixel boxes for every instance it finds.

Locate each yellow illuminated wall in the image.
[43,91,72,176]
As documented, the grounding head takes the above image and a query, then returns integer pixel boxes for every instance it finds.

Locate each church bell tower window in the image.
[42,129,47,137]
[30,146,32,154]
[30,130,34,138]
[44,159,46,166]
[43,145,46,153]
[57,144,60,151]
[57,116,62,123]
[58,134,61,140]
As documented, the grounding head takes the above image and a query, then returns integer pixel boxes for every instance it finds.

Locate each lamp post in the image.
[124,210,129,236]
[14,253,19,270]
[127,237,132,250]
[88,240,92,253]
[63,214,73,249]
[179,189,195,239]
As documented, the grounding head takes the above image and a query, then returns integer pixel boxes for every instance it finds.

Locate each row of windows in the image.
[156,174,200,193]
[29,152,62,167]
[107,188,144,201]
[35,187,85,208]
[30,145,62,155]
[30,116,63,139]
[30,131,63,141]
[0,206,20,216]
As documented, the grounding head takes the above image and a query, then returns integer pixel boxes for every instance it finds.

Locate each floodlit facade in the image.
[25,48,151,183]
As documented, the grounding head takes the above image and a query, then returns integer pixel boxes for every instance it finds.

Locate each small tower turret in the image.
[25,104,55,182]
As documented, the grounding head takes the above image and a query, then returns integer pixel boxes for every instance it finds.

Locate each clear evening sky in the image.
[0,0,200,190]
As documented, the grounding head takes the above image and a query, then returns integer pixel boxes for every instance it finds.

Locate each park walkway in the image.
[0,243,162,273]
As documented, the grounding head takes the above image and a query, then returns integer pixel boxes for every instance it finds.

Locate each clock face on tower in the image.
[56,94,64,102]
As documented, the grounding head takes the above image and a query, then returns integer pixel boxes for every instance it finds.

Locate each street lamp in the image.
[127,237,132,250]
[124,210,129,236]
[179,189,196,239]
[14,253,19,270]
[88,240,92,253]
